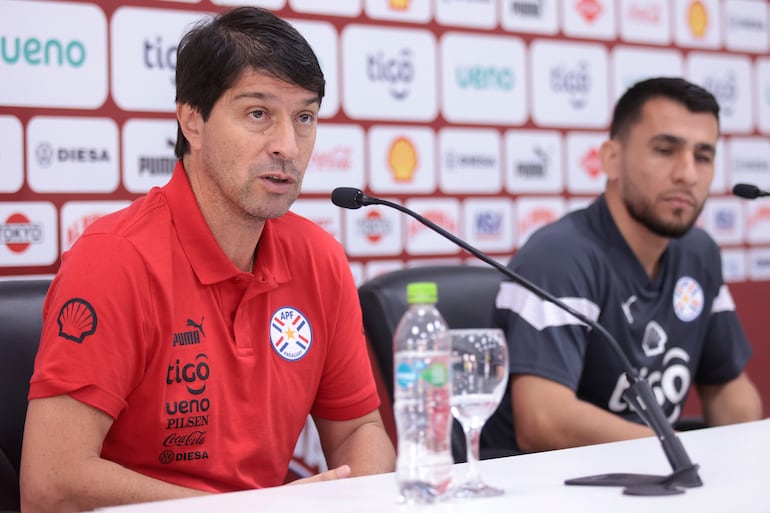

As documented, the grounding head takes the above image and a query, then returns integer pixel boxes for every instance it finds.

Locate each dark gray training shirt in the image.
[481,194,751,455]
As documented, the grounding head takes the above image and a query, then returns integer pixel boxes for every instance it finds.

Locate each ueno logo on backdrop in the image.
[0,1,107,109]
[455,65,514,91]
[1,36,86,68]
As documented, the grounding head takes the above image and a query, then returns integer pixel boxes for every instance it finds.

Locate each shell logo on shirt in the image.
[672,276,704,322]
[270,307,313,361]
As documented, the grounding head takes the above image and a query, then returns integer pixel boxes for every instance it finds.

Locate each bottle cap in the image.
[406,282,438,304]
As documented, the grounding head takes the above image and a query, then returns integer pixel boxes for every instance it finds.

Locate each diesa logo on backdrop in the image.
[0,0,107,109]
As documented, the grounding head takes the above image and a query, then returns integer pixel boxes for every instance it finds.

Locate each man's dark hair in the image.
[174,6,325,158]
[609,77,719,140]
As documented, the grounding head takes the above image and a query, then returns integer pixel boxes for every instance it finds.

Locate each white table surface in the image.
[95,418,770,513]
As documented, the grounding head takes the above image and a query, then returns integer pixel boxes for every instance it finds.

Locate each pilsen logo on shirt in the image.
[57,298,97,343]
[269,306,313,361]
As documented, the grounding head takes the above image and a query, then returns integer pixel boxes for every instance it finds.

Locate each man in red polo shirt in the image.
[20,7,395,512]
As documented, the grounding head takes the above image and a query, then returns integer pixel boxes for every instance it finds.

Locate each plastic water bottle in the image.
[393,282,453,503]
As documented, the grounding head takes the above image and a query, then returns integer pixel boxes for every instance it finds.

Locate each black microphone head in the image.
[732,183,762,199]
[331,187,364,209]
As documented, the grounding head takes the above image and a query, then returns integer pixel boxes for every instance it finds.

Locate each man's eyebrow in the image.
[232,91,320,107]
[650,133,716,155]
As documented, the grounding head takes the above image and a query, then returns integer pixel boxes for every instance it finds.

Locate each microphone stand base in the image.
[565,464,701,496]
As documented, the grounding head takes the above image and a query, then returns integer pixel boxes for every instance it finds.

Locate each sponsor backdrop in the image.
[2,0,770,476]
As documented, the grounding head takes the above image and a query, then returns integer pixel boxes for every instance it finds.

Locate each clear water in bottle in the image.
[393,282,453,504]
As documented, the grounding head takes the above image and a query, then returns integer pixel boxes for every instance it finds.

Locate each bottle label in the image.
[396,360,448,388]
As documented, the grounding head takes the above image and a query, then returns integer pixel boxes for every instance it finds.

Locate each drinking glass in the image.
[447,328,509,499]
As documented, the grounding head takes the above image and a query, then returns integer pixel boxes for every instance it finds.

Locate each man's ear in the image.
[600,139,620,181]
[177,103,203,151]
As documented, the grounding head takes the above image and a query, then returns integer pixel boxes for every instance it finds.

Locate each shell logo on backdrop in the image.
[389,0,410,11]
[388,137,418,183]
[688,1,709,38]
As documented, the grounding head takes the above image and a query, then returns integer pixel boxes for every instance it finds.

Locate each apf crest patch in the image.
[270,306,313,361]
[672,276,704,323]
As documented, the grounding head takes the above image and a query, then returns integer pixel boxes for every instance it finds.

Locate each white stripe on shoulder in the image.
[495,281,600,331]
[711,284,736,313]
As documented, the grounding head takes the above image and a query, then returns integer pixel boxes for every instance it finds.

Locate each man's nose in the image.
[265,117,299,161]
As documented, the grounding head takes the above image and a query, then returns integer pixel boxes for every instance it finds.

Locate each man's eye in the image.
[696,154,713,164]
[250,110,266,120]
[298,113,315,125]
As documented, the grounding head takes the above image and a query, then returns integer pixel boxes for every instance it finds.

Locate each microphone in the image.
[332,187,702,496]
[732,183,770,199]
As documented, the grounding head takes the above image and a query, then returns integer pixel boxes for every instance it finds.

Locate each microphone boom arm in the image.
[336,188,702,495]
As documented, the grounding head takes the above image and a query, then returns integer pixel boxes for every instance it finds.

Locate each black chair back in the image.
[0,279,50,512]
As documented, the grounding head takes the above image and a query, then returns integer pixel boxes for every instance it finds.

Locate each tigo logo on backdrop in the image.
[0,0,107,109]
[342,25,437,121]
[531,40,608,128]
[27,117,119,193]
[111,7,207,112]
[440,33,526,125]
[368,126,435,194]
[688,53,752,134]
[0,202,57,267]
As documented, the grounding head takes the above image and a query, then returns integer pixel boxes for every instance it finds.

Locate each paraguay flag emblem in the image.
[672,276,704,323]
[270,306,313,361]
